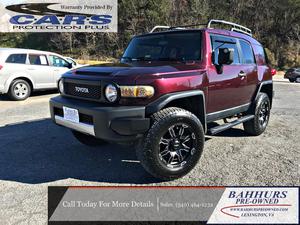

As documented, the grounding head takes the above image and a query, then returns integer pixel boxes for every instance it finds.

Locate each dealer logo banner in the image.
[48,186,299,224]
[0,0,118,32]
[208,187,299,224]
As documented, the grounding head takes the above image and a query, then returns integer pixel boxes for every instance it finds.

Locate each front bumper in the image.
[0,84,5,94]
[49,96,150,143]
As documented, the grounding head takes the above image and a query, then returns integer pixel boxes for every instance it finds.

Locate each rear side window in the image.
[211,35,240,65]
[240,40,255,64]
[6,54,27,64]
[263,48,270,65]
[29,54,48,66]
[255,45,268,65]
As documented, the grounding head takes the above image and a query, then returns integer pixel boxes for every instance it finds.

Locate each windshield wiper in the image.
[121,56,153,62]
[158,57,186,62]
[133,56,153,61]
[121,56,133,61]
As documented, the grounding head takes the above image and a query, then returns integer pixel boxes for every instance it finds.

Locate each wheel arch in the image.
[5,75,35,93]
[254,81,273,108]
[146,90,207,132]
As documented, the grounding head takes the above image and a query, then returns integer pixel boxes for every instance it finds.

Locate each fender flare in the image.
[145,90,207,132]
[254,80,273,101]
[253,80,273,108]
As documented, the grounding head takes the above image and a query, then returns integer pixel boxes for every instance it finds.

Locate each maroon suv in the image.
[50,20,274,180]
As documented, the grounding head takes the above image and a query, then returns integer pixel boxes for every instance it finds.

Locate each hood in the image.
[63,61,203,81]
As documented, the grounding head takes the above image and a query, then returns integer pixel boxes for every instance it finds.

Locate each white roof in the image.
[0,48,62,56]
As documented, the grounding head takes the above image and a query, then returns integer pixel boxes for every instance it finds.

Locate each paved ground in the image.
[0,81,299,224]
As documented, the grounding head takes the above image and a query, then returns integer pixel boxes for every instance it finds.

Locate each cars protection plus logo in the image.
[0,0,118,32]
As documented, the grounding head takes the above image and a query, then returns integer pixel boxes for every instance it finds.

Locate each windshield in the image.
[66,58,76,65]
[122,31,202,62]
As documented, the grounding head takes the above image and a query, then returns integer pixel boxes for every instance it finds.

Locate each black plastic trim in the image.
[208,114,254,135]
[254,80,273,108]
[145,90,207,132]
[206,103,251,122]
[50,96,149,143]
[255,80,273,101]
[111,118,150,136]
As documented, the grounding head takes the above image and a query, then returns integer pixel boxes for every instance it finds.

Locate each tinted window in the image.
[122,31,202,62]
[240,40,255,64]
[49,55,69,67]
[6,54,27,64]
[263,48,268,64]
[211,36,240,64]
[29,54,48,66]
[255,46,267,65]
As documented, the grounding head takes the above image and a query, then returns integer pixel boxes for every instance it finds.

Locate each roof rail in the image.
[149,20,252,36]
[207,19,252,36]
[150,26,185,33]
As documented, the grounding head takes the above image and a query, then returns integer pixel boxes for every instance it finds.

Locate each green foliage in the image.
[0,0,299,68]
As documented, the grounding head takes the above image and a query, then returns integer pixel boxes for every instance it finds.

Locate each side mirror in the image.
[215,48,234,74]
[218,48,234,65]
[67,63,73,69]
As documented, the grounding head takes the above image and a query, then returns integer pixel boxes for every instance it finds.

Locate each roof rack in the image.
[150,26,185,33]
[150,20,252,37]
[207,19,252,36]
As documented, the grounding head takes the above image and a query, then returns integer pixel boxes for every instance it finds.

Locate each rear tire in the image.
[136,107,205,180]
[8,79,31,101]
[243,93,270,136]
[72,130,107,146]
[289,78,295,83]
[295,77,300,83]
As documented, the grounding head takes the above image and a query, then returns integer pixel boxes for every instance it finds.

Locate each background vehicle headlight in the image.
[105,84,118,102]
[58,79,64,94]
[120,86,155,98]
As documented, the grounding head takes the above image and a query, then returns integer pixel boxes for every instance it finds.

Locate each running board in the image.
[208,115,255,135]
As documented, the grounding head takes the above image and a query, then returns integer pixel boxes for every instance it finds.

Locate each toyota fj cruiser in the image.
[50,20,275,180]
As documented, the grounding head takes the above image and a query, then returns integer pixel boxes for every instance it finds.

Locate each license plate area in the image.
[63,106,79,124]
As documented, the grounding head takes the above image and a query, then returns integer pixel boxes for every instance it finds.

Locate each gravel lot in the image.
[0,81,299,224]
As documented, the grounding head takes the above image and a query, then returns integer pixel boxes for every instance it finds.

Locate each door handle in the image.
[27,68,36,71]
[238,71,247,78]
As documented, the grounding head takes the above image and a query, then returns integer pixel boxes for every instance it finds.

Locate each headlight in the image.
[120,86,155,98]
[58,79,64,94]
[105,84,118,102]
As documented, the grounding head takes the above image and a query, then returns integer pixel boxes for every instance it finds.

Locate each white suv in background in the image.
[0,48,75,100]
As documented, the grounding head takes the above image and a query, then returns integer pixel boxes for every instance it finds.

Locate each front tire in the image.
[136,107,205,180]
[72,130,107,146]
[243,93,271,136]
[8,79,31,101]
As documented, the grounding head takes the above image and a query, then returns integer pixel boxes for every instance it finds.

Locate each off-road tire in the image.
[72,130,107,146]
[8,79,31,101]
[136,107,205,180]
[243,93,270,136]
